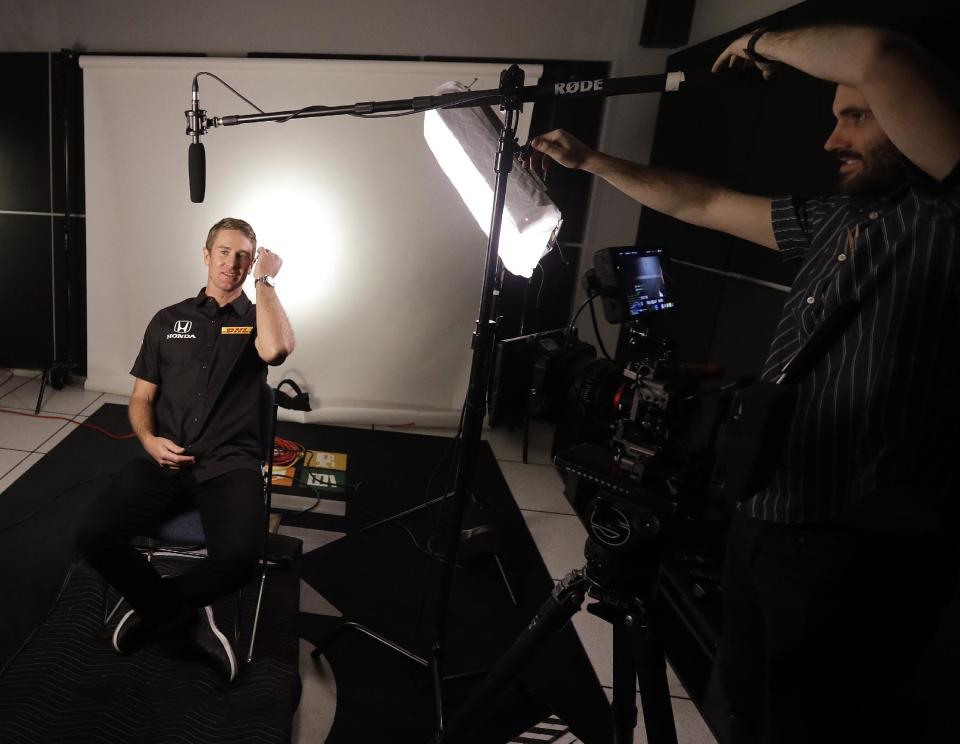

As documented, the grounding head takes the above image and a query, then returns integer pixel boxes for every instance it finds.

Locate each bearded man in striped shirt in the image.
[527,22,960,744]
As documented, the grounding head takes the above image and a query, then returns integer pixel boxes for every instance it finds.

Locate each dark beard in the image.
[834,139,906,196]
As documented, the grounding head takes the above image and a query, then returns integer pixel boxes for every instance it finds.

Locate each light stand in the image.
[36,51,81,414]
[190,63,692,741]
[362,254,517,609]
[427,64,526,729]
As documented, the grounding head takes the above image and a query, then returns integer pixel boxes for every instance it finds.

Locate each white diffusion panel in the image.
[81,57,541,425]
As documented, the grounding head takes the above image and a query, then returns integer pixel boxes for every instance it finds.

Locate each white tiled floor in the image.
[0,371,716,743]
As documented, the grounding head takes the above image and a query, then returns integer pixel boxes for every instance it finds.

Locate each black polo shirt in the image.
[131,289,266,482]
[747,163,960,527]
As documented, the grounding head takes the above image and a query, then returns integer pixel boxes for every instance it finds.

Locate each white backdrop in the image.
[81,56,541,425]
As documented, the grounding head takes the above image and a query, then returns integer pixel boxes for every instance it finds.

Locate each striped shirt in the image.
[746,164,960,526]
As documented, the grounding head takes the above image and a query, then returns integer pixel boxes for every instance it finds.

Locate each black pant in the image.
[715,508,956,744]
[77,458,265,626]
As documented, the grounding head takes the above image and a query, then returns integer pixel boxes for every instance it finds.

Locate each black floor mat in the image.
[0,404,611,743]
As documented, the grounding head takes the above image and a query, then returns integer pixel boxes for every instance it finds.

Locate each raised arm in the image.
[529,129,776,250]
[129,377,195,469]
[252,247,295,366]
[714,25,960,180]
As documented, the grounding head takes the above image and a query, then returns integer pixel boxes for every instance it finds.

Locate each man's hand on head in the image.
[143,435,196,470]
[254,247,283,279]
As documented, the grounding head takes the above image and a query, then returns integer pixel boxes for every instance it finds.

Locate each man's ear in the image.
[202,246,210,266]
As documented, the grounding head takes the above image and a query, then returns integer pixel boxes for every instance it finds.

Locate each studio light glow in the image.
[424,81,562,278]
[232,172,343,316]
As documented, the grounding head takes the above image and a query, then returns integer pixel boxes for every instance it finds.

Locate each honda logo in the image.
[167,319,198,340]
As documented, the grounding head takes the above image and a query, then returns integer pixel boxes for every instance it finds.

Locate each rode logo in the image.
[554,79,604,95]
[167,319,197,340]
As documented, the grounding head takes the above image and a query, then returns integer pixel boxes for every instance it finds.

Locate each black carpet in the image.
[0,404,611,744]
[0,405,302,744]
[277,419,610,744]
[0,553,302,744]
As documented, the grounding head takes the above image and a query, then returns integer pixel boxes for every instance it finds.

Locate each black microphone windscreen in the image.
[189,142,206,203]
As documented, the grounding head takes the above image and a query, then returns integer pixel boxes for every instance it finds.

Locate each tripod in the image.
[440,541,679,744]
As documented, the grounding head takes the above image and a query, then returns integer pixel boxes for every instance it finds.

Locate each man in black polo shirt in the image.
[527,23,960,744]
[78,217,295,682]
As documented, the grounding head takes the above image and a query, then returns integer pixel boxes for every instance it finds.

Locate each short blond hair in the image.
[204,217,257,253]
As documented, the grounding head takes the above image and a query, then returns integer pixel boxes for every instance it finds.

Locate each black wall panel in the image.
[0,215,54,367]
[0,54,50,214]
[0,52,85,373]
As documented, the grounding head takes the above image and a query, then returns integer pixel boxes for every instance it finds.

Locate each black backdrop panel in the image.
[649,259,725,364]
[0,52,84,373]
[0,53,50,214]
[707,278,787,383]
[0,214,54,367]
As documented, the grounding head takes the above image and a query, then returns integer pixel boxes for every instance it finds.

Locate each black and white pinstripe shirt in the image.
[746,165,960,525]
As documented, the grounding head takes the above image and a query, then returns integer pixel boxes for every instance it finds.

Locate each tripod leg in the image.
[493,554,518,606]
[617,609,678,744]
[438,569,589,743]
[612,621,639,744]
[35,369,49,415]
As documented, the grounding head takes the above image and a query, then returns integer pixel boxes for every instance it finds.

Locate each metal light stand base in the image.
[438,568,679,744]
[362,488,518,607]
[362,260,519,608]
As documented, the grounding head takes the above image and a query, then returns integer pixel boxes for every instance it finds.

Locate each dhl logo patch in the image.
[222,326,253,335]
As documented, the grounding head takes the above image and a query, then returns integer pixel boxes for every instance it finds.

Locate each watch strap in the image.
[744,28,771,63]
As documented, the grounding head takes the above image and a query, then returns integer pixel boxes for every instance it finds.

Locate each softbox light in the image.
[424,81,562,278]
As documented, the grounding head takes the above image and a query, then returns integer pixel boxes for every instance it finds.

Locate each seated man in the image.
[78,217,295,682]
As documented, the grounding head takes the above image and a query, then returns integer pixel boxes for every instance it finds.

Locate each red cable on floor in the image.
[272,435,305,467]
[0,408,137,440]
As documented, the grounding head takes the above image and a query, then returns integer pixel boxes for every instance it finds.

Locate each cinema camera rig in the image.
[489,245,720,596]
[450,246,725,744]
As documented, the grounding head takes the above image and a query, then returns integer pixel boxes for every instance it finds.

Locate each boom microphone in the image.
[189,141,205,203]
[186,79,206,203]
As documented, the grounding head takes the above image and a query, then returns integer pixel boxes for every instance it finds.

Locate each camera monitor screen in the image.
[594,246,675,323]
[616,248,674,317]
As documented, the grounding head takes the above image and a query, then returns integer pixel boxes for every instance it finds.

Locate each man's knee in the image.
[208,548,260,589]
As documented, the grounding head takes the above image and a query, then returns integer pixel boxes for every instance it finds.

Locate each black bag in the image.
[275,378,312,411]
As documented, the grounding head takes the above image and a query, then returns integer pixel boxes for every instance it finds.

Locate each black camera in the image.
[488,247,713,588]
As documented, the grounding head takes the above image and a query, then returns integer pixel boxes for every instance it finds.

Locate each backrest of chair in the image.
[260,382,277,516]
[261,383,278,459]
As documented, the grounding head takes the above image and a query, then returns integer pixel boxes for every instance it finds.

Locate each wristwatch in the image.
[254,275,276,289]
[744,28,771,63]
